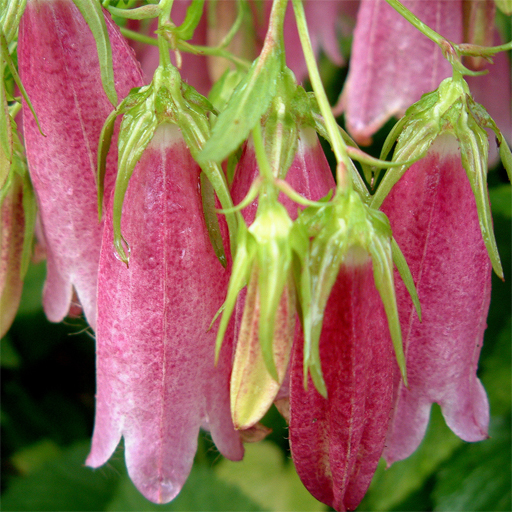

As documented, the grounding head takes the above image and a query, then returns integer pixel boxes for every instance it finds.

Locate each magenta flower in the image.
[381,135,491,464]
[86,125,243,503]
[18,0,143,329]
[0,175,25,337]
[289,262,394,512]
[340,0,461,144]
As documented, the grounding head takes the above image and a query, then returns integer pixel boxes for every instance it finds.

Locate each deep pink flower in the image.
[381,135,491,464]
[289,261,394,512]
[0,175,25,337]
[18,0,143,329]
[340,0,461,144]
[86,125,243,503]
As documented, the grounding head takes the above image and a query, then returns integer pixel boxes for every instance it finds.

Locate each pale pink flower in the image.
[18,0,143,329]
[86,125,243,503]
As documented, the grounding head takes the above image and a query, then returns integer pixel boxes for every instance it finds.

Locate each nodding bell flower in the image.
[371,73,512,464]
[88,61,242,503]
[340,0,460,144]
[18,0,143,329]
[287,185,410,512]
[381,134,492,465]
[87,124,243,504]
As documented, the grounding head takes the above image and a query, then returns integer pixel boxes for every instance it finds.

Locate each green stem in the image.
[120,28,251,70]
[292,0,351,191]
[262,0,288,68]
[458,40,512,57]
[157,0,174,67]
[180,42,251,70]
[216,0,245,49]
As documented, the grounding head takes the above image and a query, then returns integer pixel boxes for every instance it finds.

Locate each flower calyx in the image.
[372,73,512,279]
[298,187,407,397]
[96,63,229,267]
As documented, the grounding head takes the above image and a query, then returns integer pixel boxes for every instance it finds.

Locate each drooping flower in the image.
[287,181,406,512]
[289,259,394,512]
[18,0,143,328]
[86,124,243,503]
[223,127,336,429]
[381,134,491,464]
[340,0,461,144]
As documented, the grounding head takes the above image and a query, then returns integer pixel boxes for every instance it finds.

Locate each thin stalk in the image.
[292,0,351,190]
[385,0,444,46]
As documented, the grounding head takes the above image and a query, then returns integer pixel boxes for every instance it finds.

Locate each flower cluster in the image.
[1,0,510,510]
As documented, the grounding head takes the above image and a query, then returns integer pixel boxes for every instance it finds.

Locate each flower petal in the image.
[341,0,461,144]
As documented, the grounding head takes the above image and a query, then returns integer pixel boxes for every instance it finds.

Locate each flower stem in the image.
[291,0,351,191]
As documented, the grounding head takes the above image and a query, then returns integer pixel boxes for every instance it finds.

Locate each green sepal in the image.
[215,222,256,362]
[198,50,281,164]
[391,238,421,321]
[467,98,512,183]
[1,0,27,43]
[499,139,512,183]
[113,99,158,266]
[96,87,150,219]
[200,171,227,268]
[0,30,44,138]
[72,0,117,106]
[174,0,205,40]
[456,107,503,279]
[368,228,407,386]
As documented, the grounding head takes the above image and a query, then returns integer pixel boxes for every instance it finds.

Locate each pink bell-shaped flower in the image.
[340,0,461,144]
[381,134,491,464]
[86,125,243,503]
[289,259,394,512]
[0,175,25,337]
[18,0,143,329]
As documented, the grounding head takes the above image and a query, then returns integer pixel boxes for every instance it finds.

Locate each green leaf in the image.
[198,52,281,164]
[1,441,119,511]
[489,184,512,219]
[72,0,118,106]
[216,441,327,512]
[432,418,511,511]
